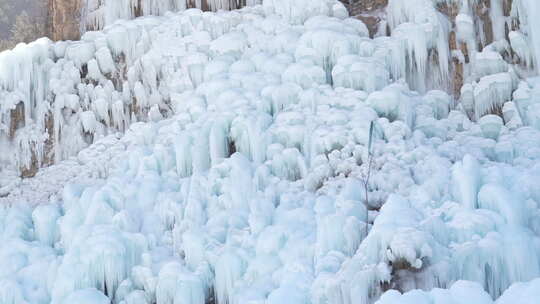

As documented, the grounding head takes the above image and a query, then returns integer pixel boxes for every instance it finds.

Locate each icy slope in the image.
[1,0,540,304]
[376,279,540,304]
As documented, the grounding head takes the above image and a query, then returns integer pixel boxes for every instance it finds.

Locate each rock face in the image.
[343,0,388,37]
[343,0,388,14]
[49,0,83,41]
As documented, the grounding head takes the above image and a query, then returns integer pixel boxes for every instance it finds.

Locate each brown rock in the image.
[48,0,83,41]
[9,102,25,139]
[356,15,382,38]
[342,0,388,37]
[341,0,388,14]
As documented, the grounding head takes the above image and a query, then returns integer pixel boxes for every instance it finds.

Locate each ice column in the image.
[525,0,540,73]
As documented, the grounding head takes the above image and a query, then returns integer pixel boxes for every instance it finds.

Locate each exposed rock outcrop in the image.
[49,0,83,41]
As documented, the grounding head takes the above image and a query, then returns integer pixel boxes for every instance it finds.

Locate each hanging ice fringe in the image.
[82,0,263,31]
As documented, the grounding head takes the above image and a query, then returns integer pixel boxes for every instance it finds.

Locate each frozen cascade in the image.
[51,225,146,303]
[1,0,540,304]
[523,0,540,73]
[386,0,451,93]
[4,0,540,176]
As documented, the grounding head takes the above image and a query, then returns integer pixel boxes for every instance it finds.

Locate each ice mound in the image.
[61,288,109,304]
[376,278,540,304]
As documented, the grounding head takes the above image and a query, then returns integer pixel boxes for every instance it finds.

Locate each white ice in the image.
[0,1,540,304]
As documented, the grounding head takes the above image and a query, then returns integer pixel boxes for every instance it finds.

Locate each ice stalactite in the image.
[32,204,61,246]
[386,0,451,93]
[215,250,245,304]
[472,72,516,119]
[521,0,540,73]
[509,31,535,70]
[451,154,481,209]
[0,39,53,174]
[0,38,51,125]
[51,225,146,303]
[83,0,263,32]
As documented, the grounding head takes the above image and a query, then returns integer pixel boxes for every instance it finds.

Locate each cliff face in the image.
[49,0,83,41]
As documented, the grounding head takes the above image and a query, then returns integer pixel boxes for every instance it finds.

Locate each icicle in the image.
[509,31,534,69]
[473,51,509,79]
[451,154,481,209]
[173,273,206,304]
[215,250,245,304]
[51,226,146,304]
[209,118,231,166]
[473,73,514,119]
[156,262,184,304]
[523,0,540,73]
[490,0,506,42]
[83,0,263,32]
[32,204,61,246]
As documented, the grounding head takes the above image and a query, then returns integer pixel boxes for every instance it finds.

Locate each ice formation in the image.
[3,0,540,176]
[1,0,540,304]
[83,0,264,31]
